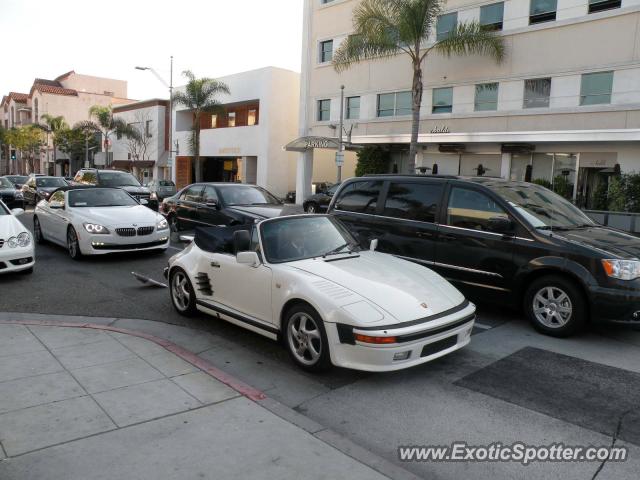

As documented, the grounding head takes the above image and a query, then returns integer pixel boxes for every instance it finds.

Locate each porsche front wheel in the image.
[284,305,331,372]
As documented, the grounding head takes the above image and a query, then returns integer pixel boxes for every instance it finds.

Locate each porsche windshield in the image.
[0,178,13,188]
[217,185,281,206]
[260,216,358,263]
[68,188,139,207]
[488,183,595,229]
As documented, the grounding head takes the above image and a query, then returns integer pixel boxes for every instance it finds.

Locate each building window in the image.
[523,78,551,108]
[34,98,39,122]
[320,40,333,63]
[480,3,504,31]
[346,96,360,119]
[145,120,152,138]
[432,87,453,114]
[321,0,334,3]
[436,13,457,41]
[580,71,613,106]
[474,83,499,111]
[228,111,236,127]
[529,0,556,25]
[377,91,411,117]
[588,0,621,13]
[318,99,331,121]
[211,114,218,128]
[248,109,257,126]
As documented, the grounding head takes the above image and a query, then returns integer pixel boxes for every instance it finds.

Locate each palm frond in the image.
[433,21,505,62]
[74,120,101,134]
[333,33,402,72]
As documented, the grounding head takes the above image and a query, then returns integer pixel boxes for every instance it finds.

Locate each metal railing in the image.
[584,210,640,234]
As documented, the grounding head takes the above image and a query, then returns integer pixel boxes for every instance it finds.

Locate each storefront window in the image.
[459,154,501,177]
[530,153,577,200]
[510,154,531,181]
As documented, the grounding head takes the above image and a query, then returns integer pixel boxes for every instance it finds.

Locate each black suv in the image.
[327,174,640,337]
[161,183,294,230]
[73,169,156,209]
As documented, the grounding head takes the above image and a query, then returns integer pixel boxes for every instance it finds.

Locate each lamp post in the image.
[135,56,174,182]
[336,85,345,183]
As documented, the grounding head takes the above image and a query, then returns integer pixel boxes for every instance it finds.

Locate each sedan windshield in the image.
[0,178,13,188]
[260,216,358,263]
[36,177,67,188]
[489,183,595,229]
[217,185,281,206]
[68,188,139,207]
[99,172,141,187]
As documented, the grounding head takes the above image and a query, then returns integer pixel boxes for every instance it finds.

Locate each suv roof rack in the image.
[362,173,459,179]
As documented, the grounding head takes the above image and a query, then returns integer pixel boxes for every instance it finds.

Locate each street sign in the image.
[335,151,344,167]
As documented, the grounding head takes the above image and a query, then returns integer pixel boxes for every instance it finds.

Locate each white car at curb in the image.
[0,202,34,274]
[166,214,476,372]
[33,187,170,259]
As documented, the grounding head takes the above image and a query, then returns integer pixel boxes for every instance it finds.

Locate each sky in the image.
[0,0,303,100]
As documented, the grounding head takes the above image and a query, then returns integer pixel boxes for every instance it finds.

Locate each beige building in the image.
[295,0,640,208]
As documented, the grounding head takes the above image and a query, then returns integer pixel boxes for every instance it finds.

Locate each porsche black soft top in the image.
[194,224,251,254]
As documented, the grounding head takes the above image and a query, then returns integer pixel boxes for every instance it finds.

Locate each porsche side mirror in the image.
[237,251,260,267]
[11,208,25,216]
[370,238,378,251]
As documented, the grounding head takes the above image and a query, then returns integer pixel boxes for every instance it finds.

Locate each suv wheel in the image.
[524,275,586,337]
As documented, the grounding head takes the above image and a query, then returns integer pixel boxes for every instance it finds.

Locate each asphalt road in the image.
[3,211,640,480]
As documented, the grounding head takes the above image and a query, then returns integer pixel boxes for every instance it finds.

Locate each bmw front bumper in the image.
[78,229,170,255]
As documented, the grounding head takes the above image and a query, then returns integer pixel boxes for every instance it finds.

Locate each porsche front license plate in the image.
[421,336,457,357]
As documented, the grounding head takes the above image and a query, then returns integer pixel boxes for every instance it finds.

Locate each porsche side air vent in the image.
[195,272,213,296]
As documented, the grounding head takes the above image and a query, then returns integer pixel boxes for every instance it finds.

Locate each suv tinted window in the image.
[446,187,508,232]
[333,181,382,214]
[182,185,203,202]
[383,182,442,222]
[76,171,97,185]
[202,186,218,203]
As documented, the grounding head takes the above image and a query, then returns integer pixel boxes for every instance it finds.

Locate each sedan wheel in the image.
[284,305,331,372]
[305,203,318,214]
[524,275,585,337]
[170,269,196,316]
[67,227,82,260]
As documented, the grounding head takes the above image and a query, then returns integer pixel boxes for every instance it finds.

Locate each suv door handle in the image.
[210,261,220,268]
[416,231,433,238]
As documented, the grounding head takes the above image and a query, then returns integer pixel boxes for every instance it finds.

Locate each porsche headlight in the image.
[602,259,640,281]
[157,218,169,230]
[17,232,31,247]
[84,223,110,234]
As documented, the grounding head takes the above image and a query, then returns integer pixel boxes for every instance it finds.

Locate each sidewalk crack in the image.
[591,408,635,480]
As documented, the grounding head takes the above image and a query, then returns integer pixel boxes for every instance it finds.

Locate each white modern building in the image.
[295,0,640,208]
[111,99,170,182]
[172,67,304,197]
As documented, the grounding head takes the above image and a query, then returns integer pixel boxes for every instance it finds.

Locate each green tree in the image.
[39,114,68,166]
[333,0,505,173]
[355,146,390,176]
[6,125,44,174]
[172,70,230,182]
[76,105,140,167]
[56,127,100,168]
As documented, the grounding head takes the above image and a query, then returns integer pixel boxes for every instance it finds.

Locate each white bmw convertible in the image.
[34,187,170,259]
[166,214,476,372]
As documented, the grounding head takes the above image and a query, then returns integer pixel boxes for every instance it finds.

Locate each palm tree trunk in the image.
[408,61,423,174]
[194,119,202,183]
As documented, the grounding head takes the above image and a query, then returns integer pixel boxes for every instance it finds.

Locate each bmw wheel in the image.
[284,304,331,372]
[67,226,82,260]
[524,275,586,337]
[33,217,45,244]
[170,268,197,316]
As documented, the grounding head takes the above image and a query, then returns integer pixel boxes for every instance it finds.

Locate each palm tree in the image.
[76,105,140,168]
[39,114,68,169]
[172,70,230,182]
[333,0,505,173]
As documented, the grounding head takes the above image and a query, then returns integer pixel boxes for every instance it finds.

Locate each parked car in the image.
[161,183,287,231]
[285,182,332,204]
[327,174,640,337]
[3,175,29,190]
[303,183,341,213]
[146,179,177,202]
[33,186,169,260]
[0,177,25,209]
[22,176,68,205]
[165,214,475,372]
[0,201,34,274]
[72,168,157,210]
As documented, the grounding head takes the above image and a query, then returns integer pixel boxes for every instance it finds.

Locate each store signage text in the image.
[430,126,450,134]
[305,138,332,149]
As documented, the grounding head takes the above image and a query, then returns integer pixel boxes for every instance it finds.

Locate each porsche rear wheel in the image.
[284,305,331,372]
[170,268,197,316]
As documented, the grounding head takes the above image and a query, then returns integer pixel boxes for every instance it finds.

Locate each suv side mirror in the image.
[205,199,219,209]
[370,238,378,251]
[488,216,514,234]
[236,251,261,267]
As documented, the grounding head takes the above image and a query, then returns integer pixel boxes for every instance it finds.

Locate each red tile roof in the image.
[8,92,29,103]
[54,70,75,82]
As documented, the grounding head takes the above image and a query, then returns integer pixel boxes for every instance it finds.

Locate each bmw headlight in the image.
[40,191,51,198]
[157,218,169,230]
[602,259,640,281]
[17,232,31,247]
[84,223,110,234]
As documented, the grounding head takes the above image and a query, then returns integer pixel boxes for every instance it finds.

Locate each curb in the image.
[0,317,423,480]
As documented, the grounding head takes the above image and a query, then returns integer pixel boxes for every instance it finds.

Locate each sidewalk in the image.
[0,320,409,480]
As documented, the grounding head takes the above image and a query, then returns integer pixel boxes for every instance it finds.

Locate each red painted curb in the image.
[0,319,266,402]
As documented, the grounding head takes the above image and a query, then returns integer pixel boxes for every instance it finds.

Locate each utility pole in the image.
[169,55,175,183]
[336,85,345,183]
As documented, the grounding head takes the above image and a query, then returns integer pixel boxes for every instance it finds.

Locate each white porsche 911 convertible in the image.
[0,201,34,274]
[33,186,170,259]
[166,214,476,372]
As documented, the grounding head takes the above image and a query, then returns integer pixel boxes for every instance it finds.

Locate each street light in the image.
[135,57,174,182]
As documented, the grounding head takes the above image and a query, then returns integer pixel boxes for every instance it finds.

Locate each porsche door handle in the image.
[210,261,220,268]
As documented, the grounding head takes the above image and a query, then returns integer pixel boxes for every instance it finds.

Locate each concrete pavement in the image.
[0,320,415,480]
